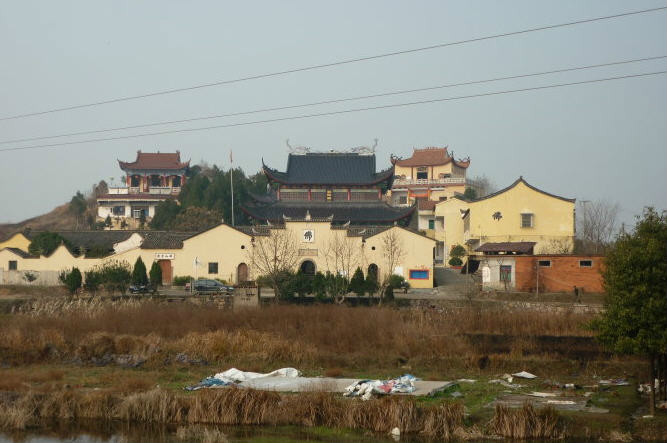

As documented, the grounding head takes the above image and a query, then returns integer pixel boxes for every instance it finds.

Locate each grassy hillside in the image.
[0,203,80,241]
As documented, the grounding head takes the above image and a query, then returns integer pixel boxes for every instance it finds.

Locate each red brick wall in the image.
[514,255,604,293]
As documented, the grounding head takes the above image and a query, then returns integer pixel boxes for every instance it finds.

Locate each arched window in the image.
[367,263,378,281]
[237,263,248,283]
[300,260,316,276]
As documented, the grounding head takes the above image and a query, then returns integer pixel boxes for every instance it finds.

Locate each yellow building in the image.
[0,232,31,252]
[433,177,575,264]
[390,147,470,206]
[1,220,436,289]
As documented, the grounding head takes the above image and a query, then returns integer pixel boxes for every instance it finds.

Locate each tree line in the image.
[149,165,270,231]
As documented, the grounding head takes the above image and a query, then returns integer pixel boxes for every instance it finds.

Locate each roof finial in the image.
[305,210,311,221]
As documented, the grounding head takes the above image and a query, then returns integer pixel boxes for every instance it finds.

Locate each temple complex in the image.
[242,151,415,225]
[97,151,189,225]
[389,147,470,206]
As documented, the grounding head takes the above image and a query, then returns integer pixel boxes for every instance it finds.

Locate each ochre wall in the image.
[434,180,575,262]
[514,255,604,293]
[0,233,31,252]
[1,223,436,289]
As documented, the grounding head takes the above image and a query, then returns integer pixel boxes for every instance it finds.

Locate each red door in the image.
[159,260,172,285]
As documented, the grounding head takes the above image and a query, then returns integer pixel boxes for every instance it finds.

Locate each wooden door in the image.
[159,260,172,285]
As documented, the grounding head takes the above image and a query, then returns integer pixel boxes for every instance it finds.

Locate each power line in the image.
[0,6,664,122]
[1,70,663,154]
[1,55,663,146]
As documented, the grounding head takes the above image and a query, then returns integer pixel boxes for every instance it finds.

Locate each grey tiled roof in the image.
[263,153,393,185]
[241,201,415,224]
[139,232,196,249]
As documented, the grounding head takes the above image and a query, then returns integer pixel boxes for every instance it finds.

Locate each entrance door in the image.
[237,263,248,283]
[159,260,172,285]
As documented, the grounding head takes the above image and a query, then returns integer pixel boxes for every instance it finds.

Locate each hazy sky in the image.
[1,1,665,226]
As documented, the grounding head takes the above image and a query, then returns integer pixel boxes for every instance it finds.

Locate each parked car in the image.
[193,279,234,295]
[129,284,149,294]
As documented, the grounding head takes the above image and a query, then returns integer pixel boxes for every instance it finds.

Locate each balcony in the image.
[393,177,466,186]
[107,187,129,195]
[149,187,181,195]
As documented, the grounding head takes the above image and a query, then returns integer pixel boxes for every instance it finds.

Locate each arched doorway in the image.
[237,263,248,283]
[300,260,316,276]
[367,263,378,278]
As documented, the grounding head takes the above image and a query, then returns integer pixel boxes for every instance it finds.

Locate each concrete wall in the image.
[479,256,516,291]
[0,269,61,285]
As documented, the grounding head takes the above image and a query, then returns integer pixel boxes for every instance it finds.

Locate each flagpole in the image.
[230,150,235,227]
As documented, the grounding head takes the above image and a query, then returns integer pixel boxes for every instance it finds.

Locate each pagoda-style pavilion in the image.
[97,151,189,223]
[242,151,415,225]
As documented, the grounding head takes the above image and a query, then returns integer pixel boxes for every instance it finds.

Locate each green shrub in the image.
[173,275,193,286]
[28,232,69,256]
[349,267,366,296]
[149,261,162,292]
[59,267,82,294]
[100,260,132,295]
[388,274,406,289]
[84,269,103,295]
[132,257,148,286]
[448,257,463,266]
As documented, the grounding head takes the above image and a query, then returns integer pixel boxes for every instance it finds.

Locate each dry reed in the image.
[0,300,597,369]
[489,403,563,439]
[0,387,463,440]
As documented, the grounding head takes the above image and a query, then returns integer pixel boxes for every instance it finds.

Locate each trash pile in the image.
[344,374,419,401]
[185,367,300,391]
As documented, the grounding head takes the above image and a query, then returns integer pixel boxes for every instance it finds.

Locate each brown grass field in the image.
[0,299,662,441]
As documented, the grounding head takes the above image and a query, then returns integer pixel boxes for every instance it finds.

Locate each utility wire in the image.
[0,6,664,122]
[1,70,664,154]
[1,55,663,145]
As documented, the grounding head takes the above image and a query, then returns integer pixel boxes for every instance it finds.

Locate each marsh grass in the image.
[0,387,464,440]
[0,300,600,371]
[489,403,563,439]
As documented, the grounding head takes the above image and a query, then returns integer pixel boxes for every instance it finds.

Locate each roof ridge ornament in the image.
[305,210,311,221]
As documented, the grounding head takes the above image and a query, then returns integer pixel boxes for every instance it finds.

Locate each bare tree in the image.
[577,200,619,254]
[248,228,299,300]
[468,174,496,198]
[377,228,405,304]
[538,238,573,254]
[322,229,360,303]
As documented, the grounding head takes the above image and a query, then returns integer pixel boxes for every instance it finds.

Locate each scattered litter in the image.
[657,401,667,410]
[185,367,300,391]
[529,391,558,398]
[584,392,594,397]
[599,378,630,386]
[344,374,420,401]
[489,379,525,389]
[457,378,476,383]
[390,427,401,436]
[564,383,577,389]
[502,373,514,383]
[450,391,464,398]
[512,371,537,379]
[547,400,576,405]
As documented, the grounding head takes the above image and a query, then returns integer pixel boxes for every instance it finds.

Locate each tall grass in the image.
[0,299,610,372]
[0,387,464,440]
[490,403,563,439]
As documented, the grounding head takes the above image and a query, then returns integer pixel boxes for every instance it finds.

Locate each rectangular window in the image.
[409,269,429,280]
[500,265,512,282]
[521,213,534,228]
[439,196,447,201]
[112,206,125,216]
[398,196,408,204]
[579,260,593,268]
[428,219,435,230]
[538,260,551,267]
[8,260,17,270]
[208,262,218,274]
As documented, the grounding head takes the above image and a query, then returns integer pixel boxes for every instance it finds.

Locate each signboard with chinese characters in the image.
[302,229,314,243]
[155,253,175,260]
